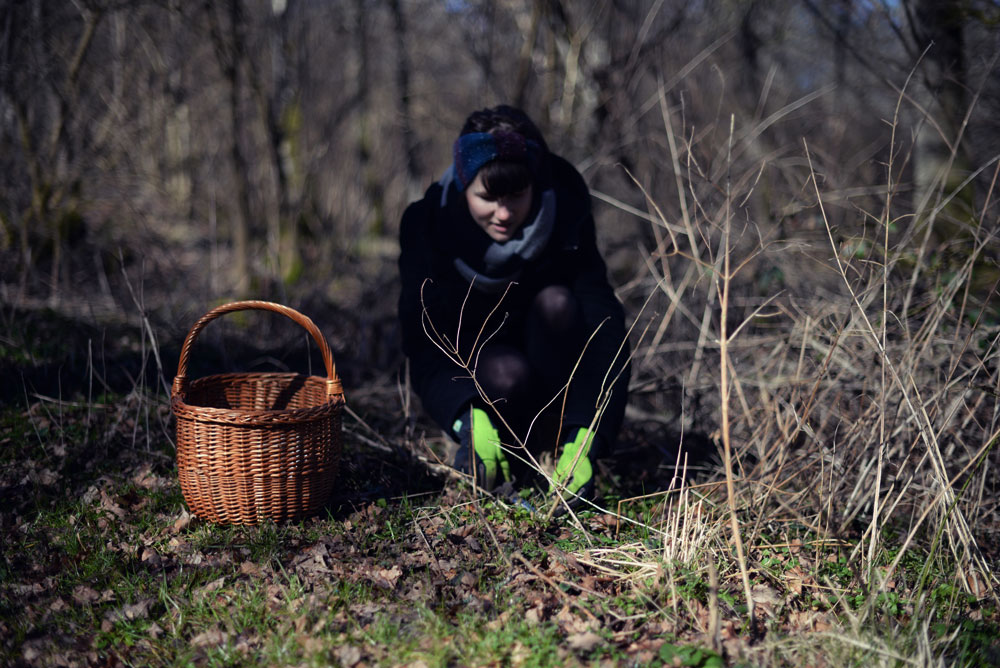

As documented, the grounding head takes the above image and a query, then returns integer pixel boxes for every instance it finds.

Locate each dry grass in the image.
[552,71,1000,664]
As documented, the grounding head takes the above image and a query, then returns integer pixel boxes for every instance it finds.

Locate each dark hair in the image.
[460,105,549,197]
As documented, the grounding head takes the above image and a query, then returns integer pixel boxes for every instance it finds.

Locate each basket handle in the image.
[172,300,342,400]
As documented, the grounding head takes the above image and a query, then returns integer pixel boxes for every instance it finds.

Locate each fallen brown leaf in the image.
[447,523,475,540]
[751,583,783,616]
[172,508,193,532]
[373,565,403,590]
[751,583,782,606]
[787,610,834,633]
[786,565,809,596]
[72,585,100,605]
[122,598,153,620]
[99,490,126,519]
[525,601,547,626]
[333,644,362,666]
[627,636,666,654]
[105,598,154,623]
[566,631,603,652]
[555,605,592,634]
[240,561,263,577]
[191,627,227,647]
[141,547,162,568]
[298,634,325,653]
[10,582,45,597]
[196,577,226,599]
[131,466,168,490]
[963,569,990,598]
[37,468,60,486]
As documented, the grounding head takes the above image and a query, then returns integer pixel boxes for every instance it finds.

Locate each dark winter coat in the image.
[397,154,630,445]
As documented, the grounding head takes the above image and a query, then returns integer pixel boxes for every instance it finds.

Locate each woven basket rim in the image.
[184,370,328,383]
[172,395,343,425]
[172,370,344,425]
[177,371,338,394]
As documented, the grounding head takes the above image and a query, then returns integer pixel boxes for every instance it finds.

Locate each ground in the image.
[1,293,998,667]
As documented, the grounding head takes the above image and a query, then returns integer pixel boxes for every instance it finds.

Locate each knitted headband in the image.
[452,131,541,191]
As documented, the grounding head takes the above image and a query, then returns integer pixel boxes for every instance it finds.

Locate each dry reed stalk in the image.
[865,51,916,580]
[804,140,997,595]
[717,114,756,628]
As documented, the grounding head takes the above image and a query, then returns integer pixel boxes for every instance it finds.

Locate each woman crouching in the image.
[398,105,630,507]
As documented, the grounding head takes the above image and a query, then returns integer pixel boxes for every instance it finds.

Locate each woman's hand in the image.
[552,427,596,503]
[452,406,511,490]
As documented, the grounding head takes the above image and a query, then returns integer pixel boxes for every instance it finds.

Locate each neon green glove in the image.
[452,406,510,490]
[553,427,596,498]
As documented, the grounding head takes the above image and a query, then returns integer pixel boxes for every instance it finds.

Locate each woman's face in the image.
[464,172,534,243]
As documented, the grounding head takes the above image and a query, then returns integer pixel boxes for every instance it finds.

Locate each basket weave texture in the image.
[171,301,344,525]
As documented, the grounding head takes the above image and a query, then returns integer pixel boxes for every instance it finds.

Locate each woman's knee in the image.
[531,285,581,333]
[476,346,532,400]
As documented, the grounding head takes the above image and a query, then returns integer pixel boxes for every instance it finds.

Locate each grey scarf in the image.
[438,165,557,293]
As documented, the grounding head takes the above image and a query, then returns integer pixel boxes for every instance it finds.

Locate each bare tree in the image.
[906,0,974,226]
[206,0,256,295]
[2,1,104,300]
[388,0,421,200]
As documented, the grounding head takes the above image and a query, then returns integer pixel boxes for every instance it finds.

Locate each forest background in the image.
[3,0,1000,666]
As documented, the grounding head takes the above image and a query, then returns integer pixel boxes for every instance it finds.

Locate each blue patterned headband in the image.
[452,131,540,191]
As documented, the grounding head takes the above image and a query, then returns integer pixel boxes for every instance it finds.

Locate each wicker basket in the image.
[171,301,345,525]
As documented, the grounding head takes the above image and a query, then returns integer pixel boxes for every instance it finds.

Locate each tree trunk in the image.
[248,0,300,285]
[388,0,421,201]
[513,0,543,109]
[909,0,972,226]
[207,0,255,295]
[354,0,384,240]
